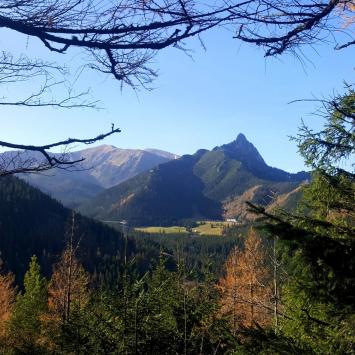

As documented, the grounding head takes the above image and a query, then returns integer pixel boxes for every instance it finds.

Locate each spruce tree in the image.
[8,255,47,353]
[245,88,354,353]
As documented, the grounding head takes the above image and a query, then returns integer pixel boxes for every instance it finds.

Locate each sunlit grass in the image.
[135,226,188,234]
[194,221,234,236]
[135,221,238,236]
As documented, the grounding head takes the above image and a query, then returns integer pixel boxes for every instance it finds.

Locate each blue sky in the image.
[0,27,354,172]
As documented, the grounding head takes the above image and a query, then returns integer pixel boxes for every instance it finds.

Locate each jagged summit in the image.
[235,132,248,142]
[224,133,258,152]
[217,133,266,167]
[214,134,308,182]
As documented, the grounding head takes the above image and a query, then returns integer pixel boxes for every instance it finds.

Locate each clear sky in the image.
[0,27,354,173]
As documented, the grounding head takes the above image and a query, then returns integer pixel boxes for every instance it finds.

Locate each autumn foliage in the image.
[218,229,273,333]
[0,270,16,336]
[47,246,89,324]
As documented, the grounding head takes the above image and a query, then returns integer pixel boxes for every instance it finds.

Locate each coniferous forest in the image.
[0,89,354,354]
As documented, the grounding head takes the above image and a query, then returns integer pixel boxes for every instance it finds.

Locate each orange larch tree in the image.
[218,228,274,333]
[47,246,89,324]
[0,270,16,337]
[47,213,89,325]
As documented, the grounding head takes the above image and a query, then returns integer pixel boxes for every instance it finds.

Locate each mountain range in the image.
[11,145,176,207]
[1,134,308,226]
[79,134,309,226]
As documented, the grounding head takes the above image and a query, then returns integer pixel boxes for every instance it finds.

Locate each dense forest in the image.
[0,88,353,354]
[0,176,136,285]
[0,175,243,286]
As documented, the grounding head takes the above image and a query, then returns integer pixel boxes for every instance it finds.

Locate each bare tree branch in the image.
[0,126,121,176]
[0,0,351,90]
[0,0,352,176]
[0,52,98,108]
[233,0,354,56]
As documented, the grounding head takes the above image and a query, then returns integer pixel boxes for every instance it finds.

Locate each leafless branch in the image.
[0,52,98,108]
[0,126,121,176]
[232,0,354,56]
[0,0,351,90]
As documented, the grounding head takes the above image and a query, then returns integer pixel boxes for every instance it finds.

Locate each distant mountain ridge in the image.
[79,134,309,226]
[0,145,176,207]
[69,145,176,189]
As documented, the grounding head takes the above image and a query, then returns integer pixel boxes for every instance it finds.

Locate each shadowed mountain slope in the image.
[80,134,309,226]
[0,176,135,284]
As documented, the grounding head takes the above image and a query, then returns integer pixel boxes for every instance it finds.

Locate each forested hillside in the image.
[0,176,136,285]
[0,176,242,285]
[80,134,308,226]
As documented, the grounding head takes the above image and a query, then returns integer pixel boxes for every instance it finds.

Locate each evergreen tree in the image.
[245,87,355,353]
[8,255,47,353]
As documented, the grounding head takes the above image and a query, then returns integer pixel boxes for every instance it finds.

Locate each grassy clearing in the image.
[193,221,236,236]
[135,221,239,236]
[135,226,188,234]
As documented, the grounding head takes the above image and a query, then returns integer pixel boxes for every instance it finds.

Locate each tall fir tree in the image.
[8,255,47,353]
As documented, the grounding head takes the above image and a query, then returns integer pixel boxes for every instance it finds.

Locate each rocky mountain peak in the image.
[216,134,308,182]
[235,132,248,143]
[219,133,266,166]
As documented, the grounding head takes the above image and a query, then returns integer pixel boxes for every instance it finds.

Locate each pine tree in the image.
[8,255,47,353]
